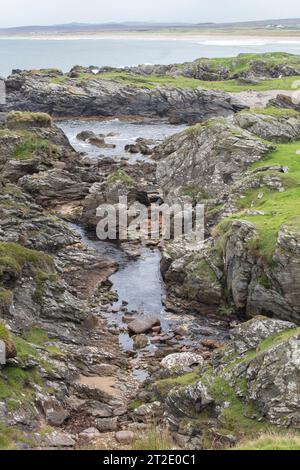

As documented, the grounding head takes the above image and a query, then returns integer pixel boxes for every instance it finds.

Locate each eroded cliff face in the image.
[0,113,142,449]
[4,70,245,124]
[157,108,300,324]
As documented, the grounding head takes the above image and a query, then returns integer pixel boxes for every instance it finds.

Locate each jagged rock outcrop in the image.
[234,109,300,142]
[163,317,300,448]
[5,71,245,124]
[157,110,300,322]
[107,52,300,81]
[155,118,274,200]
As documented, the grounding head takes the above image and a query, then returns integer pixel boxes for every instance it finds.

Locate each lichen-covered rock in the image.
[234,109,300,143]
[161,238,225,315]
[161,352,204,372]
[156,118,274,200]
[164,318,300,437]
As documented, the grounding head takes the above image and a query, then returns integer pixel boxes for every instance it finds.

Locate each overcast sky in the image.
[0,0,299,28]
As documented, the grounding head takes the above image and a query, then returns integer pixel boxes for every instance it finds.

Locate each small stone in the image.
[161,352,204,371]
[134,402,161,417]
[133,334,149,349]
[151,336,161,343]
[115,430,134,445]
[79,428,101,439]
[152,326,161,333]
[200,339,224,350]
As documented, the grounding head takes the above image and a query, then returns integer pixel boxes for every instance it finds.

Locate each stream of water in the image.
[62,118,229,361]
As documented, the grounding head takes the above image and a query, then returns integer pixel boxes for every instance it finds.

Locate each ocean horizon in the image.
[1,36,300,77]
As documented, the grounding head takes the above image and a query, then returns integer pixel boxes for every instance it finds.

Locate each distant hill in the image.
[0,18,300,35]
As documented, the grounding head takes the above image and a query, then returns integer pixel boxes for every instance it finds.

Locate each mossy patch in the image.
[7,111,52,128]
[155,371,200,398]
[193,259,217,283]
[0,321,15,357]
[0,242,54,282]
[12,137,56,161]
[242,106,300,119]
[107,169,135,187]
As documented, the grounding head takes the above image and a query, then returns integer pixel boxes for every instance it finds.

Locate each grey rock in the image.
[156,118,274,200]
[161,352,204,372]
[234,110,300,143]
[96,417,118,432]
[134,402,162,417]
[115,430,135,445]
[0,340,6,365]
[79,427,101,439]
[46,410,69,427]
[45,431,76,448]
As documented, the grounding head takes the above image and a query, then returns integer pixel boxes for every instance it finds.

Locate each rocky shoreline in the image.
[0,53,300,450]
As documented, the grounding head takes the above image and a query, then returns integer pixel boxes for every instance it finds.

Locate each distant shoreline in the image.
[0,31,300,42]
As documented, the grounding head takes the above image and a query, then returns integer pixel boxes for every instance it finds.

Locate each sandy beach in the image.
[1,30,300,42]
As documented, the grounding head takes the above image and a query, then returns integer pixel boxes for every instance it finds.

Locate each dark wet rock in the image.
[5,72,245,124]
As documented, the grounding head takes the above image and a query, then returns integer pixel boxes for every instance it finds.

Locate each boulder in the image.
[161,352,204,371]
[96,417,118,432]
[234,110,300,143]
[128,317,160,335]
[45,431,76,448]
[156,118,274,200]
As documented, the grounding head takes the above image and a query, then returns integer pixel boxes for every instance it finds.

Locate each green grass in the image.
[128,399,143,411]
[233,433,300,450]
[242,107,300,118]
[0,364,41,401]
[12,137,55,161]
[155,371,200,398]
[131,425,173,450]
[107,169,135,186]
[215,140,300,261]
[0,423,21,450]
[0,321,15,355]
[193,259,217,282]
[23,327,49,346]
[0,242,53,277]
[49,72,300,94]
